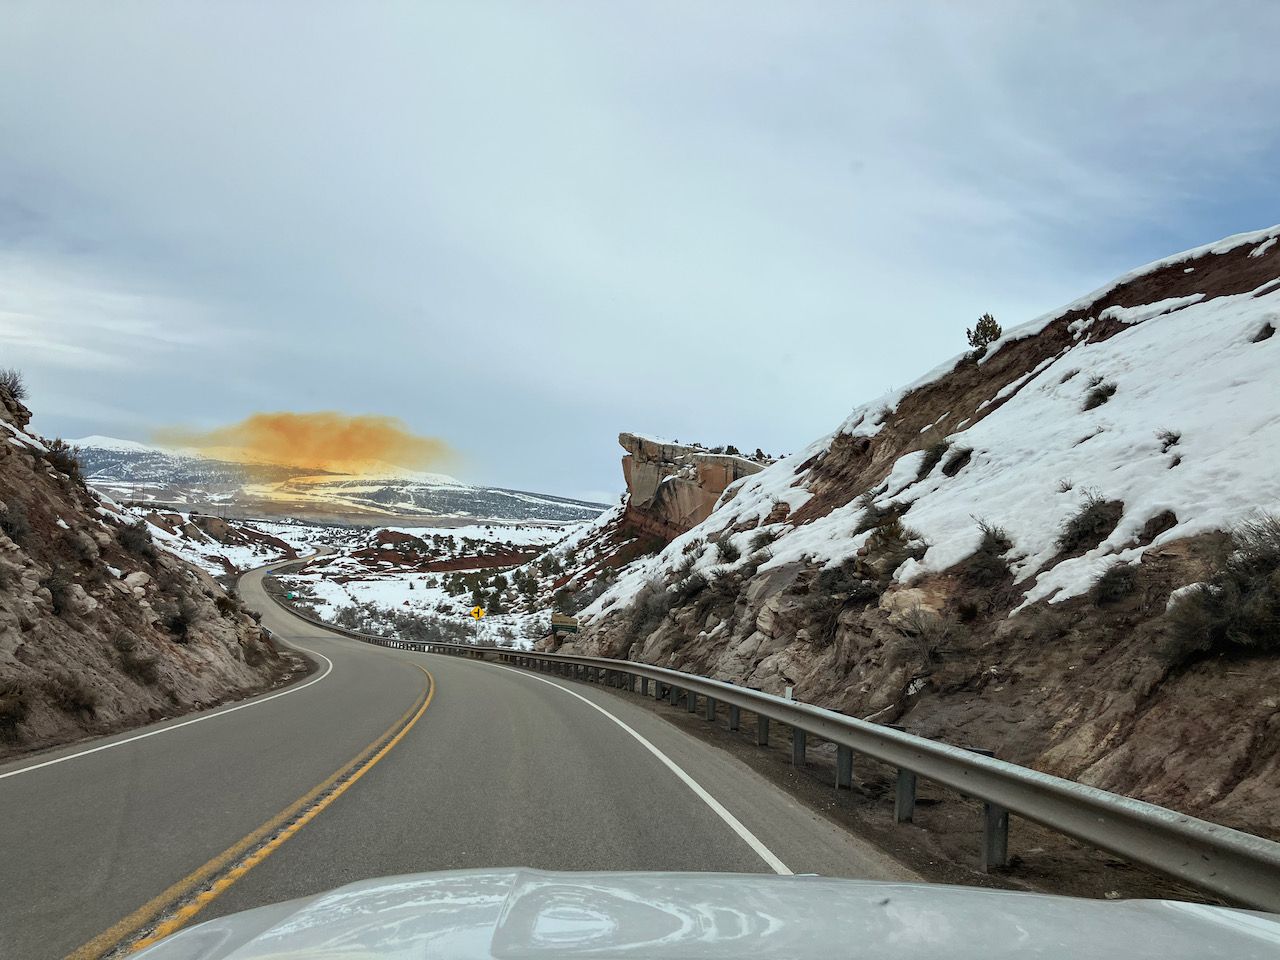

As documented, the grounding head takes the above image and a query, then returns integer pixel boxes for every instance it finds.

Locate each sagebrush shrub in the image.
[1092,563,1137,605]
[1083,380,1118,410]
[118,521,156,559]
[0,367,27,401]
[855,492,907,535]
[164,600,198,642]
[815,559,878,602]
[917,439,952,480]
[0,499,30,544]
[963,518,1012,587]
[0,679,28,739]
[942,446,972,477]
[1057,491,1122,555]
[894,607,965,667]
[627,579,671,639]
[715,538,741,563]
[552,588,574,615]
[672,571,709,605]
[113,633,160,685]
[802,560,878,646]
[44,439,83,482]
[44,673,97,715]
[41,568,73,616]
[866,516,922,579]
[1165,515,1280,658]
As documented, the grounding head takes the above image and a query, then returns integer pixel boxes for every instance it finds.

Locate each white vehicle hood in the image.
[136,869,1280,959]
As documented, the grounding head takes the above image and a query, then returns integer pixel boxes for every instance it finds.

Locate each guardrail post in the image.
[704,697,716,721]
[756,715,769,746]
[640,677,649,696]
[792,727,806,766]
[981,803,1010,871]
[669,684,679,706]
[686,691,698,713]
[728,704,740,731]
[836,745,853,789]
[895,769,917,823]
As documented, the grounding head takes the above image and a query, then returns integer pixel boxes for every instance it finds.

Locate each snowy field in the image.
[128,509,340,576]
[274,521,585,647]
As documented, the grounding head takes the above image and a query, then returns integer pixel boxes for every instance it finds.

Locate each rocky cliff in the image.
[0,383,296,758]
[559,225,1280,838]
[619,432,765,541]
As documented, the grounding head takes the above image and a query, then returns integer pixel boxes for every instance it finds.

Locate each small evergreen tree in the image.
[966,313,1002,357]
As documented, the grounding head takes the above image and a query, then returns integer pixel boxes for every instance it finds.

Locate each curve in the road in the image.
[0,647,335,785]
[0,558,913,960]
[68,665,433,958]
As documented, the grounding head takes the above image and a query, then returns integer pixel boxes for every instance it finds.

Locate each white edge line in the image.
[498,665,793,876]
[0,644,334,782]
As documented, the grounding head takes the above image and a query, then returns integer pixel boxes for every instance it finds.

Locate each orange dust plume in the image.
[155,412,456,474]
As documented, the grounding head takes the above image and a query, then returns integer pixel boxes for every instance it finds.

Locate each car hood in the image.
[136,869,1280,960]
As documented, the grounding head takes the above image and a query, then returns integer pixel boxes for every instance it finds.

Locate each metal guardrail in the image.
[261,575,1280,912]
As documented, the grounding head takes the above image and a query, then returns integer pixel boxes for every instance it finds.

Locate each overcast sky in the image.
[3,2,1278,501]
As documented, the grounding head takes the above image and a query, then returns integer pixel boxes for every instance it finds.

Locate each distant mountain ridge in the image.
[71,436,606,524]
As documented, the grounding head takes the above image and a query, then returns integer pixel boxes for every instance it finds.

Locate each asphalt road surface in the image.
[0,557,914,959]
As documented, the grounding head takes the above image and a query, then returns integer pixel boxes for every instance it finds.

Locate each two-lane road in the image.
[0,558,912,958]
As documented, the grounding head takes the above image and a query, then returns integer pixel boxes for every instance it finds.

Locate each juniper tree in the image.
[966,313,1002,357]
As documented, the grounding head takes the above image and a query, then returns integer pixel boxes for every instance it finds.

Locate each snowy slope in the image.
[585,225,1280,621]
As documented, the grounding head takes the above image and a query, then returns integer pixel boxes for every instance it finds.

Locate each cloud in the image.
[0,253,222,371]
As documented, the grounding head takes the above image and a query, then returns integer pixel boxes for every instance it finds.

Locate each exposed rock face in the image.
[619,433,764,541]
[563,226,1280,840]
[0,385,295,759]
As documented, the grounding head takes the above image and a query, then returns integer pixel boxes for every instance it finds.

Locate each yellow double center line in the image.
[68,665,436,959]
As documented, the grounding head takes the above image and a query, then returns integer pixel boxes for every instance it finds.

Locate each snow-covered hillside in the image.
[587,225,1280,621]
[556,224,1280,840]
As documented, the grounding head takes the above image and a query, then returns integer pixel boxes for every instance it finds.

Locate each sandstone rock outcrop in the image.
[619,433,764,542]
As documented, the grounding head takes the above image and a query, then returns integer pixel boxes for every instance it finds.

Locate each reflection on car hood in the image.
[136,869,1280,959]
